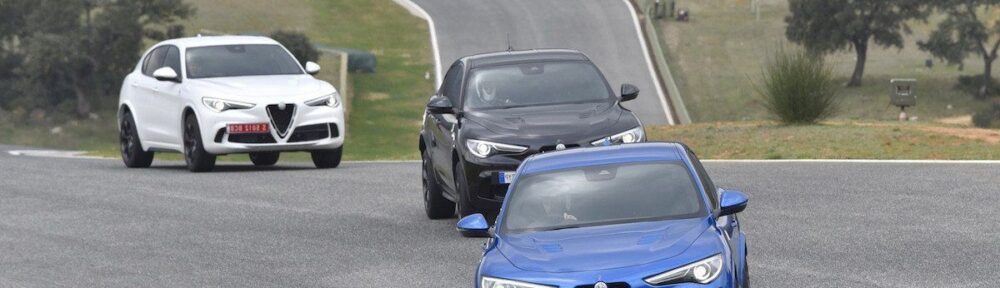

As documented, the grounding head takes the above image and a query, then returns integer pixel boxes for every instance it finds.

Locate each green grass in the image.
[648,121,1000,160]
[1,0,432,161]
[658,0,993,122]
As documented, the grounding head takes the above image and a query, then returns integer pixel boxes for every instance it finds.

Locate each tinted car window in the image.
[687,151,719,208]
[502,161,706,234]
[142,47,168,76]
[464,61,612,110]
[185,44,303,79]
[441,63,463,104]
[164,46,181,77]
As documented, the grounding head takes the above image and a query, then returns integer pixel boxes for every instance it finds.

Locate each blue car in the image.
[457,143,750,288]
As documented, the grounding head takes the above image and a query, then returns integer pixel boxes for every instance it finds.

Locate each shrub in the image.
[756,47,838,124]
[972,101,1000,128]
[270,30,320,67]
[955,75,1000,98]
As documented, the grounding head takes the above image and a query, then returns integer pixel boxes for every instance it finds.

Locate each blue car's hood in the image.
[497,218,708,273]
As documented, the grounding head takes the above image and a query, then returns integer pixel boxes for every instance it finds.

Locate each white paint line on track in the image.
[393,0,443,89]
[621,0,674,125]
[7,150,104,159]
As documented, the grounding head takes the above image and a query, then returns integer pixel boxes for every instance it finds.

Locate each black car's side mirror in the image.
[620,84,639,102]
[427,95,454,114]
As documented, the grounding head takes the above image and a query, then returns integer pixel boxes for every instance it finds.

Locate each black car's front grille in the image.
[539,143,581,153]
[228,133,276,144]
[575,283,630,288]
[266,104,296,137]
[288,123,329,143]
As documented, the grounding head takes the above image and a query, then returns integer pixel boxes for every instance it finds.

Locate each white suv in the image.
[118,36,345,172]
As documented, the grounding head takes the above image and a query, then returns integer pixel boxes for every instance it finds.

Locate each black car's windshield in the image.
[186,44,303,79]
[502,161,706,234]
[464,61,612,110]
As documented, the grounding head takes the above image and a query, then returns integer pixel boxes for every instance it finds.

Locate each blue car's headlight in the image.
[591,126,644,146]
[644,254,724,285]
[481,276,554,288]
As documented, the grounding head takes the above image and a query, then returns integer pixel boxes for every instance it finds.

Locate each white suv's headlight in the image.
[466,139,528,158]
[481,276,554,288]
[644,254,724,285]
[202,97,255,112]
[305,92,341,108]
[591,126,644,146]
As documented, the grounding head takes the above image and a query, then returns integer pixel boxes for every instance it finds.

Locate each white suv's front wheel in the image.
[310,147,342,169]
[183,114,216,172]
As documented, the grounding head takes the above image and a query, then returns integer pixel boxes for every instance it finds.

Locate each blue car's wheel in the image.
[423,149,454,219]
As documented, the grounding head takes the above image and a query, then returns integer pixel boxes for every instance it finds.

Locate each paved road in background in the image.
[410,0,673,125]
[2,145,998,287]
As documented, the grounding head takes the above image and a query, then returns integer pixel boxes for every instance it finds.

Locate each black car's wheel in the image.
[454,160,477,218]
[249,152,280,166]
[311,147,342,169]
[423,150,455,219]
[183,114,216,172]
[120,111,154,168]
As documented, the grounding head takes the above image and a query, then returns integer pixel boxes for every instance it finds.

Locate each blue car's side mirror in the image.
[457,213,490,238]
[719,190,748,216]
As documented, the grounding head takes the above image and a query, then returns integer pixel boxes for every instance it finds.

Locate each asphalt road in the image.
[2,144,998,287]
[410,0,673,125]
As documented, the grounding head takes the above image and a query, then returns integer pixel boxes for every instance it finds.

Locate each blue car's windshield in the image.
[502,161,707,234]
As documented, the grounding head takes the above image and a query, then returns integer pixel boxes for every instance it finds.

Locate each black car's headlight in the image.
[481,276,554,288]
[644,254,724,285]
[466,139,528,158]
[202,97,255,112]
[304,92,342,108]
[590,126,644,146]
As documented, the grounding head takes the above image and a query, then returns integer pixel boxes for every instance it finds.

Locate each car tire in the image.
[743,256,750,288]
[249,152,280,166]
[423,150,455,219]
[311,147,342,169]
[183,114,216,172]
[120,111,154,168]
[454,160,477,218]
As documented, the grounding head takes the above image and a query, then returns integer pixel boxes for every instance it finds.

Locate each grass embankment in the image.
[648,121,1000,160]
[3,0,433,161]
[658,0,994,122]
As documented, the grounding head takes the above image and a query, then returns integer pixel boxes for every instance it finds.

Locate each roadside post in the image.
[890,79,916,121]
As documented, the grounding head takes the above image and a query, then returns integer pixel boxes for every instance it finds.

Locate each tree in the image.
[919,0,1000,98]
[785,0,928,87]
[0,0,194,117]
[270,30,320,67]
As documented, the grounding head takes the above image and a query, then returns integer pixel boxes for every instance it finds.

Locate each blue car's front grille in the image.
[575,283,629,288]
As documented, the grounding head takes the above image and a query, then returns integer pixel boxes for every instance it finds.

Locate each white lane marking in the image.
[621,0,674,125]
[393,0,443,89]
[7,150,104,159]
[703,159,1000,164]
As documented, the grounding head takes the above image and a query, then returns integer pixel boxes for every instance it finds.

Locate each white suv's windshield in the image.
[502,161,706,234]
[464,61,612,110]
[185,44,303,79]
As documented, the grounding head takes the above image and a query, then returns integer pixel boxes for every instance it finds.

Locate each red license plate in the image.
[227,123,270,134]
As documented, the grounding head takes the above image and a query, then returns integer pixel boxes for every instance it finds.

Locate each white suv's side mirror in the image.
[305,61,321,75]
[152,67,180,82]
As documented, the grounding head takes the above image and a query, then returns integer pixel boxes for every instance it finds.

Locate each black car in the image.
[419,49,645,220]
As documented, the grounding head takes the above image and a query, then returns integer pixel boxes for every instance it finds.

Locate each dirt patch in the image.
[936,115,972,126]
[917,126,1000,144]
[365,92,390,101]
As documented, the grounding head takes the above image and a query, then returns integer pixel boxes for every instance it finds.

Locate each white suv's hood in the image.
[185,75,333,101]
